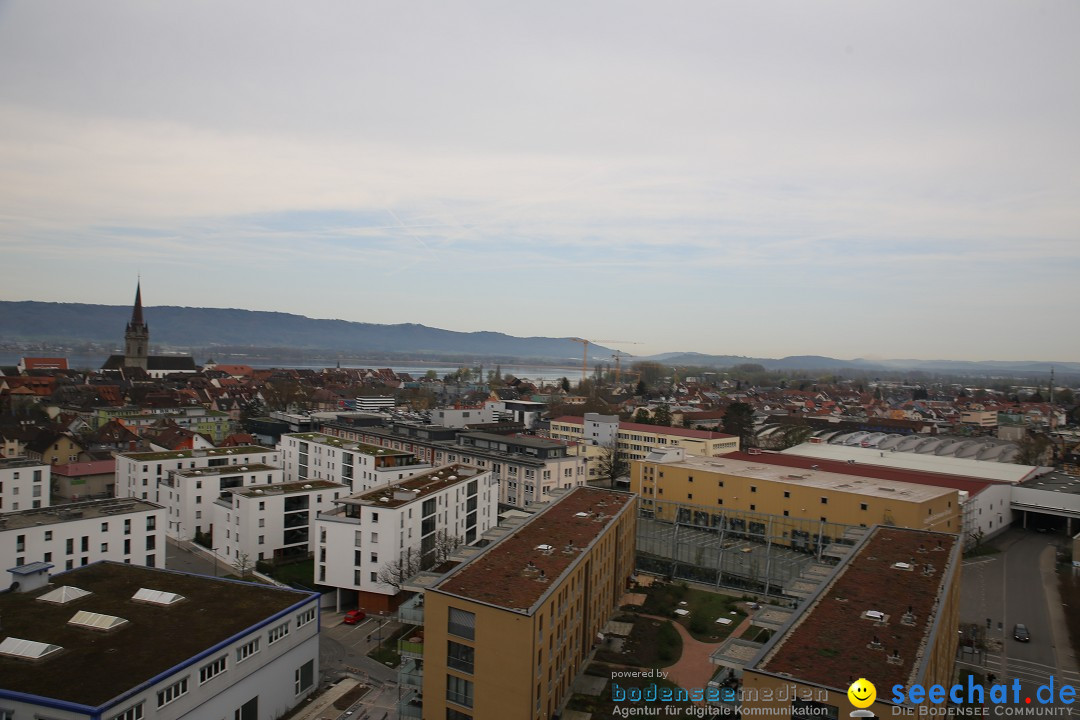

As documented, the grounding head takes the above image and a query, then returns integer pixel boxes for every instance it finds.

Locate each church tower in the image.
[123,282,150,370]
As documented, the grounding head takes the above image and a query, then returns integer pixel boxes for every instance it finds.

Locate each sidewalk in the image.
[290,677,364,720]
[1041,545,1079,675]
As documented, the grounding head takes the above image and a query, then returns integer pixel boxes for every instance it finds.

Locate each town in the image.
[2,286,1079,720]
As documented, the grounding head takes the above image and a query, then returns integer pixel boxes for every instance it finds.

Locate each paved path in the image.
[642,614,727,691]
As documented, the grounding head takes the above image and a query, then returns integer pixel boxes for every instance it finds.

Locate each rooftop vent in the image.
[535,544,554,554]
[891,562,913,571]
[37,585,92,605]
[69,610,128,632]
[131,588,185,606]
[862,610,886,623]
[574,512,589,518]
[303,484,312,489]
[0,637,64,662]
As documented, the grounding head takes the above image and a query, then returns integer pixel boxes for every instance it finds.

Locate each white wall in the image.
[0,460,50,512]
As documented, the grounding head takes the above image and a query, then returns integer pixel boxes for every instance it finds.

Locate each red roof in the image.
[23,357,69,370]
[720,451,994,495]
[50,460,116,476]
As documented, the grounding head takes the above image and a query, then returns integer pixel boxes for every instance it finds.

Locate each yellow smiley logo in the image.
[848,678,876,709]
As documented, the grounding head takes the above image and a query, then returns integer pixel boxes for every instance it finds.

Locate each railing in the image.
[398,637,424,658]
[397,596,425,625]
[399,665,424,690]
[398,689,423,718]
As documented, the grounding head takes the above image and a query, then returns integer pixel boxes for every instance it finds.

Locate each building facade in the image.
[0,497,166,572]
[279,432,430,491]
[316,465,498,613]
[0,458,50,512]
[0,561,319,720]
[413,486,637,720]
[549,413,740,462]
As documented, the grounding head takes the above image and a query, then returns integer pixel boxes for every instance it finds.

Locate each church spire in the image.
[131,281,145,326]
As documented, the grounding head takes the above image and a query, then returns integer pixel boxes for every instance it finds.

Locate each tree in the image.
[777,419,814,449]
[635,379,646,396]
[424,369,438,381]
[377,547,422,590]
[594,443,629,488]
[429,530,463,566]
[240,398,266,423]
[722,402,756,448]
[632,361,664,386]
[652,404,673,427]
[561,377,571,393]
[232,552,253,581]
[633,408,653,424]
[1015,432,1051,466]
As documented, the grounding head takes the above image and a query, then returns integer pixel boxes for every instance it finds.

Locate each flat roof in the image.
[460,431,565,450]
[347,465,481,508]
[233,479,344,498]
[657,454,957,503]
[757,526,959,692]
[174,463,278,478]
[285,432,412,456]
[552,416,736,440]
[117,446,275,462]
[0,458,48,470]
[0,562,314,707]
[1017,471,1080,495]
[783,443,1038,483]
[433,487,634,613]
[721,451,993,495]
[0,498,162,531]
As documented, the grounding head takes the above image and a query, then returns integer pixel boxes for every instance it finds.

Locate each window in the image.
[371,532,378,543]
[109,702,145,720]
[447,709,473,720]
[66,538,74,555]
[81,536,89,552]
[295,659,315,695]
[156,676,189,708]
[783,491,790,498]
[258,536,265,545]
[687,493,693,500]
[447,674,474,708]
[234,696,258,720]
[147,516,156,531]
[124,539,131,554]
[146,536,156,551]
[199,655,228,684]
[296,607,316,628]
[750,485,757,493]
[860,503,868,511]
[448,640,475,673]
[448,608,476,640]
[371,512,379,523]
[124,519,131,535]
[45,530,53,541]
[370,552,378,563]
[821,497,828,505]
[236,637,260,662]
[268,621,290,644]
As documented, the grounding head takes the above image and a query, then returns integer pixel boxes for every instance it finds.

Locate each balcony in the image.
[397,594,425,625]
[397,632,424,660]
[398,688,423,718]
[399,658,423,690]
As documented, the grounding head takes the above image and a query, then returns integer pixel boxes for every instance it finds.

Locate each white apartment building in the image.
[315,464,498,613]
[318,423,591,508]
[116,445,280,504]
[279,432,430,492]
[0,561,319,720]
[217,479,347,566]
[159,463,282,541]
[0,458,50,512]
[0,497,166,572]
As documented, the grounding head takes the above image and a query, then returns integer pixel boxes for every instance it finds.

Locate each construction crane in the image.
[611,350,634,384]
[569,338,641,386]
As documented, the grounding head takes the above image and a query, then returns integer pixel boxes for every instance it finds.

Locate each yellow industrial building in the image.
[631,448,961,538]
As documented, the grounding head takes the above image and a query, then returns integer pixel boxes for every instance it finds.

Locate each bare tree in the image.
[232,552,253,581]
[431,530,463,565]
[376,547,422,590]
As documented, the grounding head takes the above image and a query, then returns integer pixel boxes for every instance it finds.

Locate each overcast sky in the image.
[1,1,1077,361]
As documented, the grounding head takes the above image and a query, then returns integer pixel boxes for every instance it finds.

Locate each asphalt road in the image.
[959,529,1080,708]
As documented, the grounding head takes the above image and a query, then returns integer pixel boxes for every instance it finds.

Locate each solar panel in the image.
[0,637,64,660]
[69,610,128,631]
[131,587,184,606]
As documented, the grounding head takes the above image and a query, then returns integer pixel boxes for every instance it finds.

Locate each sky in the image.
[1,1,1078,362]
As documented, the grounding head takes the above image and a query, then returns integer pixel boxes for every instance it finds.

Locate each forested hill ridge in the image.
[0,301,607,360]
[1,301,1076,375]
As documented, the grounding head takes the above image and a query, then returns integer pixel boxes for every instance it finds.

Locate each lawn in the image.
[366,624,414,669]
[265,558,316,587]
[594,616,682,668]
[640,582,748,643]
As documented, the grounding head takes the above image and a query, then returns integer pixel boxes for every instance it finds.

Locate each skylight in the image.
[69,610,128,631]
[131,588,185,606]
[37,585,92,604]
[0,637,64,661]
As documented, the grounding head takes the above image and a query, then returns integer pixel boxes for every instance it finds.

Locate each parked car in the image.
[342,609,367,625]
[1013,624,1030,642]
